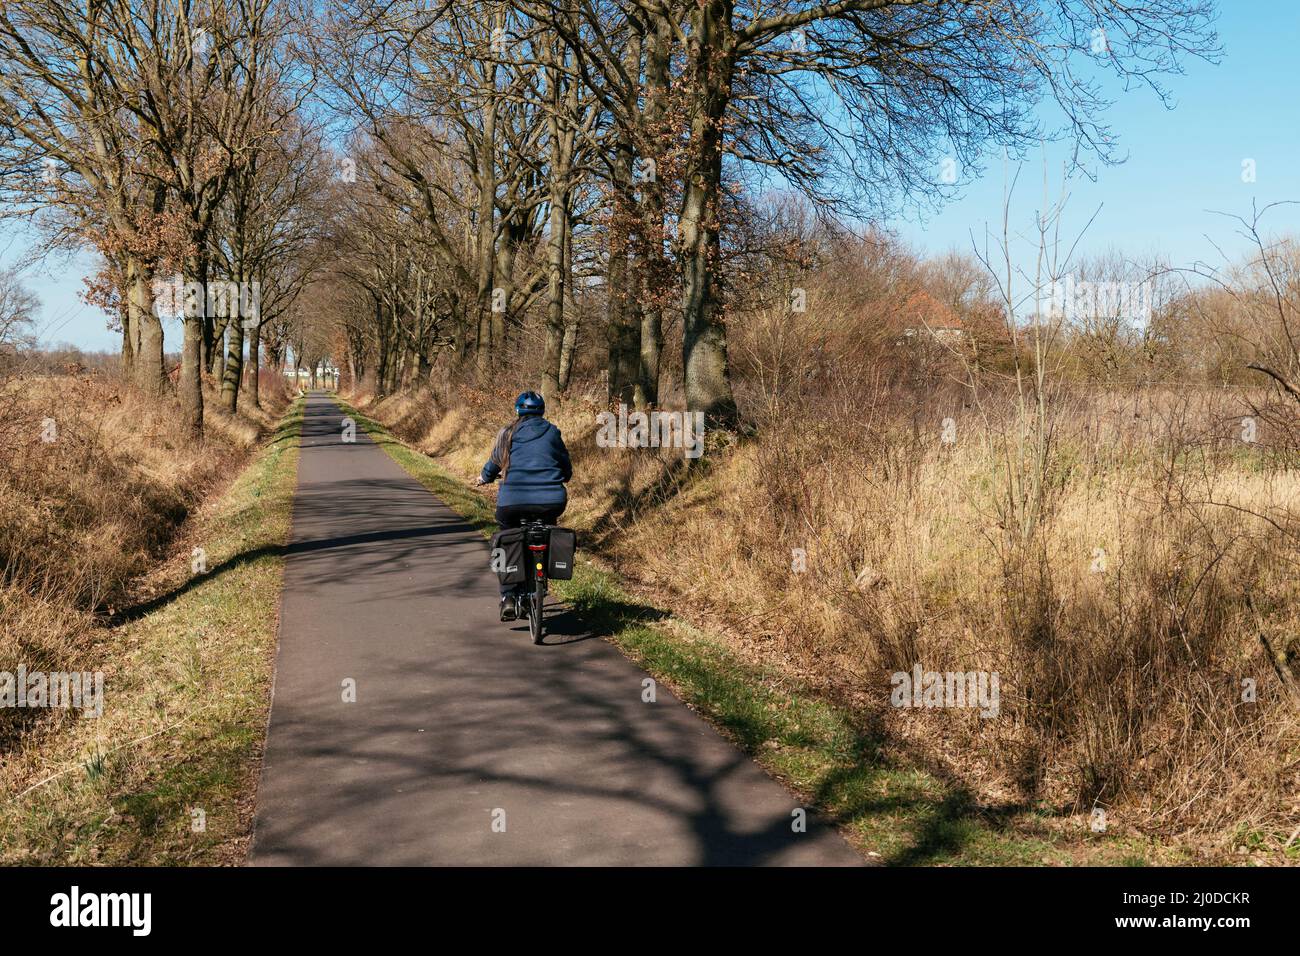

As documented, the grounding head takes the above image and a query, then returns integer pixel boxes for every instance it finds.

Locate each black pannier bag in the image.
[489,527,526,585]
[547,528,577,580]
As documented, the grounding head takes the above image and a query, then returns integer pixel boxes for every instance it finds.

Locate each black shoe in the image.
[515,595,527,619]
[500,596,518,621]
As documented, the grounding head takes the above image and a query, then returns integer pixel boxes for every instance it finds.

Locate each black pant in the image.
[496,503,565,597]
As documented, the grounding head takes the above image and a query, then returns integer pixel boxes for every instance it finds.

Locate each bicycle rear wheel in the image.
[529,575,545,644]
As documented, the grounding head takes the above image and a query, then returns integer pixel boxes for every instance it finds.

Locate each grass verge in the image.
[0,399,304,865]
[339,397,1194,866]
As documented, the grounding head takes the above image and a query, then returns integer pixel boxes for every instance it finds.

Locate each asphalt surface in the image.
[249,392,863,865]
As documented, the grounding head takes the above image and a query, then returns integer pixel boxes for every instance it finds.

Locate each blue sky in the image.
[892,2,1300,277]
[4,1,1299,352]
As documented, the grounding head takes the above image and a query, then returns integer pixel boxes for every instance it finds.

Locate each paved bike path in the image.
[249,392,862,865]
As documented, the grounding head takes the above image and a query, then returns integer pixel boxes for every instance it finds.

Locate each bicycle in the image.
[520,518,551,644]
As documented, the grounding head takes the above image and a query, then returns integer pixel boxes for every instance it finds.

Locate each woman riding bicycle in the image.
[475,390,572,620]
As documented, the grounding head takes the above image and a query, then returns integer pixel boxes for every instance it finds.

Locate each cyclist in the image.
[475,390,572,620]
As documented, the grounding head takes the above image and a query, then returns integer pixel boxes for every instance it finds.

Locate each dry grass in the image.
[1,372,289,759]
[0,395,301,863]
[360,381,1300,860]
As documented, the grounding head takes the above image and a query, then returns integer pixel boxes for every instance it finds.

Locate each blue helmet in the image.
[514,390,545,417]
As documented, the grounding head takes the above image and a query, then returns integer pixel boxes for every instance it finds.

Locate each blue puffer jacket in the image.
[481,415,571,508]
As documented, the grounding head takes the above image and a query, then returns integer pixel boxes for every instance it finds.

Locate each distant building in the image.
[899,291,966,345]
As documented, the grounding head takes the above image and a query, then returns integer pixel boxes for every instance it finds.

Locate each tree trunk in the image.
[209,315,229,378]
[542,40,579,406]
[605,162,635,399]
[118,282,134,378]
[493,218,517,356]
[403,344,418,390]
[606,30,642,406]
[374,294,389,397]
[474,20,500,374]
[679,0,738,425]
[246,321,261,408]
[129,257,165,396]
[180,315,204,436]
[635,13,671,409]
[120,317,133,375]
[605,227,635,406]
[542,188,567,406]
[559,203,579,391]
[202,311,215,376]
[221,317,244,413]
[181,252,206,436]
[559,312,580,392]
[637,304,663,408]
[212,321,226,385]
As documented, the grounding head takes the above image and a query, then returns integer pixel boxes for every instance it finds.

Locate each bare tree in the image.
[0,263,37,358]
[0,0,181,394]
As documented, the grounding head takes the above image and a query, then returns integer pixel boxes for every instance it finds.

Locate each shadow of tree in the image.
[582,454,701,552]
